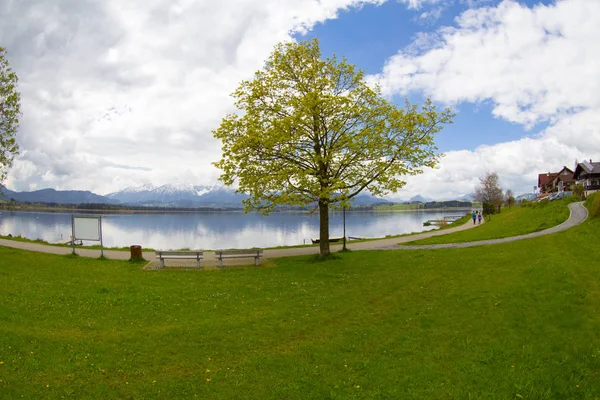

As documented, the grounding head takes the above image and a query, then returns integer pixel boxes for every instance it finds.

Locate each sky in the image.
[1,0,599,201]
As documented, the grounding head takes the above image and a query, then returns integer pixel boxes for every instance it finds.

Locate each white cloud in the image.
[399,0,444,10]
[415,6,444,24]
[1,0,387,194]
[370,0,600,198]
[4,0,600,201]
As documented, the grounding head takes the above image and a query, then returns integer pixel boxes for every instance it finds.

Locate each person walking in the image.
[478,212,482,224]
[472,211,477,225]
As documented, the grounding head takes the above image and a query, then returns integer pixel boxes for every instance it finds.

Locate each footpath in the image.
[0,202,588,268]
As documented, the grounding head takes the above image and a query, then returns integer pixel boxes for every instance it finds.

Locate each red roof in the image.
[538,172,557,188]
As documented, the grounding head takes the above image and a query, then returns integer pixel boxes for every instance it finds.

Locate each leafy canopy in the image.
[213,39,453,213]
[0,47,20,186]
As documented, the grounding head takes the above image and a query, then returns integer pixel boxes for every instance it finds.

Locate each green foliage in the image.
[213,38,454,256]
[482,201,499,215]
[2,218,600,398]
[0,47,21,185]
[574,184,585,198]
[406,196,578,245]
[375,202,423,210]
[584,192,600,219]
[505,188,515,207]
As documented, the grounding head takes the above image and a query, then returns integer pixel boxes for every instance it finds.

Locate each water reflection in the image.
[0,209,468,249]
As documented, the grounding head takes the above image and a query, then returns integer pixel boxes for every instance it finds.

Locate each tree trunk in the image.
[318,200,330,258]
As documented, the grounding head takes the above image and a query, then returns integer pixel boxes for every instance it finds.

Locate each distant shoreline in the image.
[0,204,474,214]
[0,205,245,214]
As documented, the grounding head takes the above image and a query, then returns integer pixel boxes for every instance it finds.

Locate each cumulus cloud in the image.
[1,0,388,194]
[370,0,600,198]
[3,0,599,201]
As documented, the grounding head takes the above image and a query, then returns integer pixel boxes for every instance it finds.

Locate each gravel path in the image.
[0,202,587,266]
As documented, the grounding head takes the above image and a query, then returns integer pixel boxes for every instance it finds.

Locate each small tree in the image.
[213,39,454,258]
[574,184,584,199]
[505,189,515,207]
[0,47,21,187]
[473,172,503,216]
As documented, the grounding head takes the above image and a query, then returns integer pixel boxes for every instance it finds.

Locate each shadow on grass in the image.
[309,253,342,263]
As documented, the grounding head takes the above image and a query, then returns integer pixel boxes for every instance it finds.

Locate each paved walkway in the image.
[0,202,587,267]
[391,201,588,250]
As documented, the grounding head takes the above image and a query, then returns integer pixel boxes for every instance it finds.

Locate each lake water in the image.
[0,209,469,250]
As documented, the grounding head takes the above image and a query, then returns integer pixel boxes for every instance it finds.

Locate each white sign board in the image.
[73,216,101,240]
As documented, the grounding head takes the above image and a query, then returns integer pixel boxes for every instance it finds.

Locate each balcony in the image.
[585,184,600,191]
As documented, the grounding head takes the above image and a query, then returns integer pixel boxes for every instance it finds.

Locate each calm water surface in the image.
[0,209,469,250]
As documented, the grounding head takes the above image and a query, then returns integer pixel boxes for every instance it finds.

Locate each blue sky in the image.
[2,0,599,200]
[296,0,553,154]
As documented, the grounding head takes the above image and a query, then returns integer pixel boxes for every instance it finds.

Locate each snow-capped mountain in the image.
[106,183,246,207]
[408,194,434,203]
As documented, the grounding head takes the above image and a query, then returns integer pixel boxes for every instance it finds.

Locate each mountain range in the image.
[0,187,118,205]
[1,184,394,209]
[105,183,248,208]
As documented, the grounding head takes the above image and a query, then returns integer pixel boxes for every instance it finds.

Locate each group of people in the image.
[471,211,482,225]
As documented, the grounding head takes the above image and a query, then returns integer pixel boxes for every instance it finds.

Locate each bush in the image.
[483,202,501,215]
[585,192,600,219]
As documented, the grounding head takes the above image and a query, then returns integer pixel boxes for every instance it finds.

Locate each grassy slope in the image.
[404,196,578,245]
[1,212,600,398]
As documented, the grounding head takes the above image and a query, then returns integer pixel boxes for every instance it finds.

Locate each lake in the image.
[0,209,469,250]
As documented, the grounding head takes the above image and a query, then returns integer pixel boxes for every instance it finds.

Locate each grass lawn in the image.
[1,202,600,398]
[403,196,579,245]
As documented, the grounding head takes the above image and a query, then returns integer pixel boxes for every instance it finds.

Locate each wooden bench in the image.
[155,250,203,269]
[215,249,263,268]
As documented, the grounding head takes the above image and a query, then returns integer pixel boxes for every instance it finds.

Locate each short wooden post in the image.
[130,245,143,261]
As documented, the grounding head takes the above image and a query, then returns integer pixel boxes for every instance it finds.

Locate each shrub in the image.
[585,192,600,219]
[483,202,501,215]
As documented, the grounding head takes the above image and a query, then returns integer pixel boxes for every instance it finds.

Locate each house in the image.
[537,166,573,194]
[573,159,600,197]
[549,166,574,192]
[537,171,558,194]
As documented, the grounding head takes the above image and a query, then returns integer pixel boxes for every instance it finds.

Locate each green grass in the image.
[403,196,579,245]
[0,234,155,252]
[1,205,600,398]
[586,192,600,219]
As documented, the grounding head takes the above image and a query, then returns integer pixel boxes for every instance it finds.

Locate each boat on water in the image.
[311,236,344,244]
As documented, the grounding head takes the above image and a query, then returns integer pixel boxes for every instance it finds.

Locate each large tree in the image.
[213,39,454,257]
[473,172,504,215]
[0,47,20,187]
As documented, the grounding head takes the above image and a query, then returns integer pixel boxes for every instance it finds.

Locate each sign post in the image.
[342,205,347,251]
[71,215,104,257]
